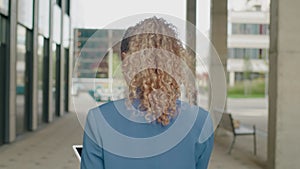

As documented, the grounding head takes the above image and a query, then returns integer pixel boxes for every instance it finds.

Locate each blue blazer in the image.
[81,99,214,169]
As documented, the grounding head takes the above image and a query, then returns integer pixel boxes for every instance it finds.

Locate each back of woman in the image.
[81,17,214,169]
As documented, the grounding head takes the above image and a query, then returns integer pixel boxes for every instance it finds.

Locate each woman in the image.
[81,17,214,169]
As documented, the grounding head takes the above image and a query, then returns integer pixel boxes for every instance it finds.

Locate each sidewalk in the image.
[211,131,267,169]
[0,113,266,169]
[0,112,83,169]
[0,94,266,169]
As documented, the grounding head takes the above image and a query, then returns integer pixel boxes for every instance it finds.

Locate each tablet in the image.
[72,145,83,162]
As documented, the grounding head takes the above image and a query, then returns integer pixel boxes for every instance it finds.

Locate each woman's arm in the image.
[81,110,104,169]
[195,134,214,169]
[195,111,214,169]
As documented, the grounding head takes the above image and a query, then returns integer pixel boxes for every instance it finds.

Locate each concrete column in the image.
[29,0,39,131]
[186,0,197,104]
[6,0,18,142]
[268,0,300,168]
[186,0,196,51]
[209,0,227,108]
[47,0,54,122]
[210,0,227,72]
[186,0,196,72]
[59,0,65,116]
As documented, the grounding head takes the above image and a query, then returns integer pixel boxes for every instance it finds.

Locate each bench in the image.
[217,112,256,155]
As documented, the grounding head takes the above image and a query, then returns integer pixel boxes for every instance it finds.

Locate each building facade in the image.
[0,0,71,145]
[227,0,270,86]
[73,29,124,92]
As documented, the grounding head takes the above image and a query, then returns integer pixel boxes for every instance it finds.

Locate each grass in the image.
[228,93,265,98]
[228,78,266,98]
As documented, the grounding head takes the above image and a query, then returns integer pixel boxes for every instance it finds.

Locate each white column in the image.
[209,0,228,108]
[7,0,18,143]
[30,0,39,130]
[47,0,54,122]
[268,0,300,168]
[210,0,227,72]
[186,0,197,104]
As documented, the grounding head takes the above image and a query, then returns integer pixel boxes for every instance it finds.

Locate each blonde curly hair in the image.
[121,17,195,126]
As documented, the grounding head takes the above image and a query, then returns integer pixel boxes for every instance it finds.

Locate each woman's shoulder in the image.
[177,100,213,141]
[88,99,126,114]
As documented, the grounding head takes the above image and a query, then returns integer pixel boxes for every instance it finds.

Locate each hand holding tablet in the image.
[72,145,82,162]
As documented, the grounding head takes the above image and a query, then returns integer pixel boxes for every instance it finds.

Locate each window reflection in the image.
[0,15,7,145]
[52,43,57,116]
[37,35,44,124]
[231,23,269,35]
[16,25,27,135]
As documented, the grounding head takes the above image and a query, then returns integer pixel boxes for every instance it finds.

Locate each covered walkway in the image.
[0,93,265,169]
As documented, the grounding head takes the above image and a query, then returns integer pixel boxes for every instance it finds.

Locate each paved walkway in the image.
[228,98,268,133]
[0,93,267,169]
[0,114,266,169]
[0,112,83,169]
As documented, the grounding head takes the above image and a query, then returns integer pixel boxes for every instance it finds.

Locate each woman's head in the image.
[120,17,193,126]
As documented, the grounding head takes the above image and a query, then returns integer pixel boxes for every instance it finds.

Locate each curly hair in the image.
[121,17,195,126]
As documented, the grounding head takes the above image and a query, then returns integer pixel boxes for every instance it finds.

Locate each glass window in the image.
[56,0,62,7]
[0,0,9,16]
[16,25,27,135]
[38,0,50,38]
[228,48,265,59]
[235,72,264,81]
[112,52,122,78]
[65,0,70,15]
[63,14,70,48]
[18,0,33,29]
[75,29,125,78]
[96,55,109,78]
[81,29,108,38]
[231,23,269,35]
[37,35,45,124]
[0,16,7,44]
[64,49,69,111]
[52,43,57,116]
[53,5,62,44]
[0,15,7,145]
[54,44,61,116]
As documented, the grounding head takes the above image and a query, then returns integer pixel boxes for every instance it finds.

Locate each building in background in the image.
[74,29,124,78]
[0,0,71,145]
[73,29,124,96]
[227,0,270,87]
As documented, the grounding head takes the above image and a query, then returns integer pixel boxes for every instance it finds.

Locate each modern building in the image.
[0,0,72,145]
[227,0,270,86]
[73,29,124,91]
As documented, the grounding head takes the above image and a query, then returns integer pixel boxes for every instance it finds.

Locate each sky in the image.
[71,0,211,35]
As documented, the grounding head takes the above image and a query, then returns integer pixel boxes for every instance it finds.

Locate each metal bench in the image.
[217,112,256,155]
